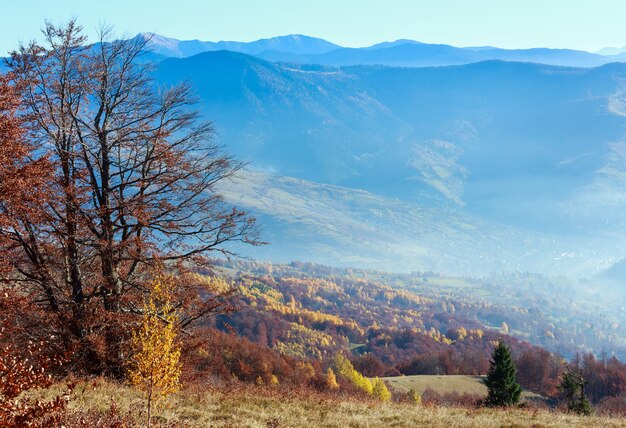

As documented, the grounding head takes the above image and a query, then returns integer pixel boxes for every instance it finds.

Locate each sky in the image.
[2,0,626,54]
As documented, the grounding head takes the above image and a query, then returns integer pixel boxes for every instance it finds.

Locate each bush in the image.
[597,394,626,417]
[0,329,70,427]
[408,389,422,405]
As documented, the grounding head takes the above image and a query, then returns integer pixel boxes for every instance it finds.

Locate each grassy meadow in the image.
[381,374,543,400]
[381,374,488,395]
[45,379,626,427]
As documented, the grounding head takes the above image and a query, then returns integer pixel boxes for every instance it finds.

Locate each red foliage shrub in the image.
[0,327,70,427]
[596,394,626,417]
[61,401,135,428]
[421,387,482,407]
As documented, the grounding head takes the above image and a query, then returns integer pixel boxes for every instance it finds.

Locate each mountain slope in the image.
[217,170,619,275]
[155,52,626,274]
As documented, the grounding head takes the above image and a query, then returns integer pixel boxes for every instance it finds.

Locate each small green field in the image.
[381,375,542,400]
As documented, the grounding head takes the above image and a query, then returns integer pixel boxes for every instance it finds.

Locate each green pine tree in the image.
[559,367,593,415]
[484,339,522,406]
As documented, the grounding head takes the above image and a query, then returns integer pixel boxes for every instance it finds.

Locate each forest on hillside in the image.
[205,260,626,405]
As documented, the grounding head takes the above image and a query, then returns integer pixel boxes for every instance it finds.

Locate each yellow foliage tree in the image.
[501,322,509,334]
[326,367,339,390]
[333,354,374,396]
[128,274,181,427]
[372,377,391,402]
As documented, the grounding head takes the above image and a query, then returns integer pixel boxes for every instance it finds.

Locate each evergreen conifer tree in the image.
[484,339,522,406]
[559,367,593,415]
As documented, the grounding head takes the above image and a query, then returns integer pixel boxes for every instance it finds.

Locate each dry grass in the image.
[381,375,488,395]
[381,374,541,399]
[45,379,626,427]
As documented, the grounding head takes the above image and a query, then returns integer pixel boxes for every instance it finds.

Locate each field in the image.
[381,375,542,400]
[381,374,488,395]
[49,380,626,427]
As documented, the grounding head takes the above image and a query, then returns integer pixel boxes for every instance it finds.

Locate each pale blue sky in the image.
[2,0,626,54]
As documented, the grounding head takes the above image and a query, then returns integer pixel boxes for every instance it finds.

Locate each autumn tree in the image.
[0,74,52,277]
[325,367,339,390]
[128,273,181,427]
[515,348,562,397]
[333,354,373,395]
[372,377,391,402]
[2,20,259,373]
[484,339,522,406]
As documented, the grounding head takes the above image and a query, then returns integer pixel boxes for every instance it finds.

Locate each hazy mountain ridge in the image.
[136,33,340,58]
[152,50,626,275]
[141,32,625,68]
[258,44,611,68]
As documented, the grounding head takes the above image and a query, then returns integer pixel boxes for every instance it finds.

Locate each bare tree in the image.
[3,20,260,373]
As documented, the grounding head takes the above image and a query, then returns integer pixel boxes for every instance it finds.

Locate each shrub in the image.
[408,388,422,405]
[0,329,69,427]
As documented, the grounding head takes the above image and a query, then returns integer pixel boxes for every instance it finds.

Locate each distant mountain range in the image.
[136,33,340,58]
[139,33,626,68]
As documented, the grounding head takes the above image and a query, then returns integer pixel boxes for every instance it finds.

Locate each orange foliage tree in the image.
[0,74,52,276]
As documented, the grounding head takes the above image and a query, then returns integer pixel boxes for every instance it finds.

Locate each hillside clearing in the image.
[381,374,542,400]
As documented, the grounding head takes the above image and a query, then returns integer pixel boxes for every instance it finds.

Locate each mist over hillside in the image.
[151,50,626,276]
